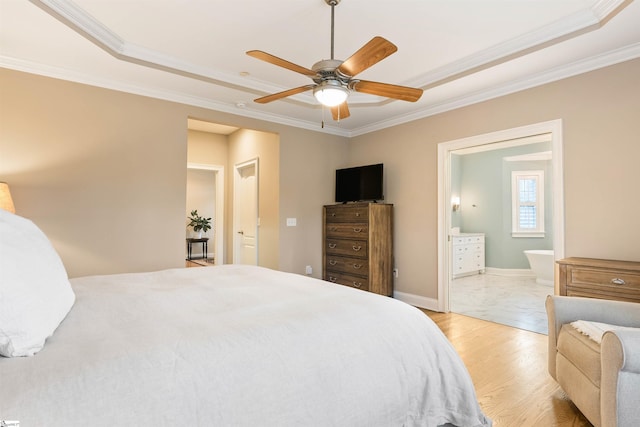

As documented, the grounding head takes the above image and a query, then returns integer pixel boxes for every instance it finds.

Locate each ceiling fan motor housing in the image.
[312,59,348,84]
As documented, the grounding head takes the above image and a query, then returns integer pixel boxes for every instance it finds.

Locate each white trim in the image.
[5,2,637,137]
[393,291,439,312]
[511,170,545,235]
[187,163,225,265]
[484,267,536,278]
[504,151,552,162]
[437,119,565,312]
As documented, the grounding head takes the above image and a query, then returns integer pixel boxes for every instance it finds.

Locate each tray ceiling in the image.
[1,0,639,136]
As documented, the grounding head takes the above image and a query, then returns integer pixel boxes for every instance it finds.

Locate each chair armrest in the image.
[601,329,640,427]
[545,295,640,379]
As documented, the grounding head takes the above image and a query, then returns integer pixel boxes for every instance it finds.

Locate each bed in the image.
[0,210,491,427]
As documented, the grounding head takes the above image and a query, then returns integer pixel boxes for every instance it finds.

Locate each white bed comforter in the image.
[0,265,491,427]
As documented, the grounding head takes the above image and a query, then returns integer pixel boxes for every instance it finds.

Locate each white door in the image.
[234,159,258,265]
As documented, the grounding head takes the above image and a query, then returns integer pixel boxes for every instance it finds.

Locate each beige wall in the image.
[2,59,637,301]
[349,58,640,298]
[0,68,349,278]
[187,130,228,165]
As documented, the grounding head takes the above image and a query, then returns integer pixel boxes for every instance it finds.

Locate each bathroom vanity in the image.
[452,233,485,278]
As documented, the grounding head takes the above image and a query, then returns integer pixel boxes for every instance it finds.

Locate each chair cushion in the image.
[557,323,601,387]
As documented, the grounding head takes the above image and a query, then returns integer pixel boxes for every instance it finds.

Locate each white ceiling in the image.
[1,0,639,136]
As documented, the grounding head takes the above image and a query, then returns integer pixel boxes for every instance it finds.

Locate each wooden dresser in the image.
[557,257,640,303]
[323,203,393,296]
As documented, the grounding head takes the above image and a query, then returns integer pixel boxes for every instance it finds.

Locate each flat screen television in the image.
[335,163,384,203]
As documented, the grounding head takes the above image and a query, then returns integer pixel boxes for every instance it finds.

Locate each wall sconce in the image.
[451,196,460,212]
[0,182,16,213]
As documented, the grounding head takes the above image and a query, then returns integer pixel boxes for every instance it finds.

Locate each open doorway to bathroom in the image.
[437,120,565,334]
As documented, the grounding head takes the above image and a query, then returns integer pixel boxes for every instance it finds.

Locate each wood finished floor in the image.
[423,310,593,427]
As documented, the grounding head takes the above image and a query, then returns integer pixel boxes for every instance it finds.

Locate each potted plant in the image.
[188,209,212,238]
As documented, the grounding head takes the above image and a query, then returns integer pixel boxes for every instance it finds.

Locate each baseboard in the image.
[393,291,439,312]
[484,267,535,277]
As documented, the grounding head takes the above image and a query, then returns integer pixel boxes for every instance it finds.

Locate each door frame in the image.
[187,163,225,265]
[233,157,259,265]
[436,119,565,312]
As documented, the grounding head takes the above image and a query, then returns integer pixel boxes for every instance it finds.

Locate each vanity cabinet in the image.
[557,257,640,303]
[452,233,485,278]
[323,203,393,296]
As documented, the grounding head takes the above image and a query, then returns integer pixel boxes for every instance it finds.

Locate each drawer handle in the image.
[352,263,362,270]
[331,212,336,217]
[352,245,362,252]
[328,243,337,249]
[329,260,337,266]
[353,281,362,288]
[329,276,337,282]
[329,227,337,232]
[611,278,626,286]
[353,227,363,233]
[355,212,360,217]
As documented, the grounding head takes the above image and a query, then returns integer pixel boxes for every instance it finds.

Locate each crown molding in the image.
[9,1,638,137]
[3,41,638,138]
[0,55,351,137]
[349,42,640,136]
[29,0,630,111]
[410,1,623,90]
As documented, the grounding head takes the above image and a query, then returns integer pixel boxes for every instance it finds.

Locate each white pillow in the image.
[0,209,75,357]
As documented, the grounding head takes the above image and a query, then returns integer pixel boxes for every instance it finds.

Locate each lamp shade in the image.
[0,182,16,214]
[313,81,349,107]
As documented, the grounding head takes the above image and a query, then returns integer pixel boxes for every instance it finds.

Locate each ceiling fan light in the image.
[313,82,349,107]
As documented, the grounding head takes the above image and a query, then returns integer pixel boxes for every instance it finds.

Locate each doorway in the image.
[186,163,225,265]
[437,120,565,316]
[233,158,259,265]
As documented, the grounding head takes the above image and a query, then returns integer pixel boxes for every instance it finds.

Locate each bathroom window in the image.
[511,170,544,237]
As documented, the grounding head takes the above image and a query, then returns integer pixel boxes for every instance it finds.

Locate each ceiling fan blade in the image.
[254,85,316,104]
[331,102,350,121]
[247,50,316,77]
[336,36,397,78]
[352,80,423,102]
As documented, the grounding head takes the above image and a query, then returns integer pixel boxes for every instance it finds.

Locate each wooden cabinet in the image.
[452,233,485,278]
[557,257,640,303]
[323,203,393,296]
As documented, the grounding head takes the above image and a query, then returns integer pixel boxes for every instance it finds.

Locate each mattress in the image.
[0,265,491,426]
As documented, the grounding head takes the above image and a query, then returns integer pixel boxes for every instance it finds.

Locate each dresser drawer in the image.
[325,205,369,223]
[326,256,369,277]
[570,268,640,289]
[558,258,640,303]
[325,223,369,239]
[453,235,484,245]
[325,272,369,291]
[565,267,640,302]
[325,239,368,258]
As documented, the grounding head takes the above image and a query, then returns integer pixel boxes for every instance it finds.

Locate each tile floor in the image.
[450,273,552,334]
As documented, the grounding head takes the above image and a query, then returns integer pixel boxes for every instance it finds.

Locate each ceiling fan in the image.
[246,0,423,121]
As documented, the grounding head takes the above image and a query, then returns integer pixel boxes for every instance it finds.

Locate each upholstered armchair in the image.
[546,295,640,427]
